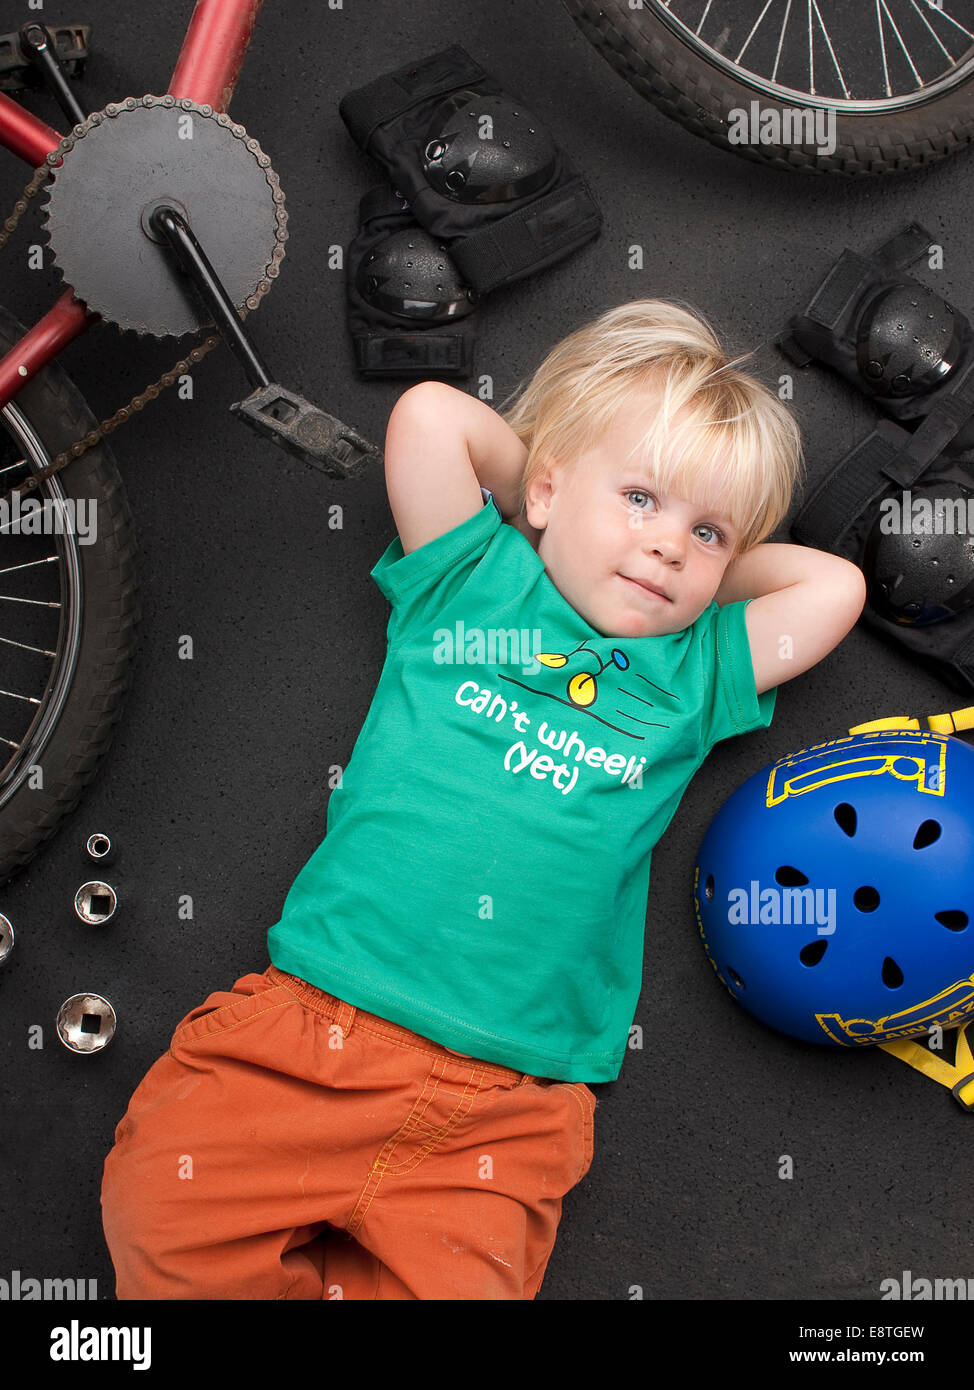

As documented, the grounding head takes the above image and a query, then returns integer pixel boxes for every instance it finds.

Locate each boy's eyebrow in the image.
[617,466,737,528]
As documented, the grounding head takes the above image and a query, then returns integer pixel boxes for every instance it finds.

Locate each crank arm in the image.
[18,23,87,126]
[229,383,382,479]
[0,24,90,104]
[149,207,381,478]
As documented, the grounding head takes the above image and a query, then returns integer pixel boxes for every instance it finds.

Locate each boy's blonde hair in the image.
[497,298,805,556]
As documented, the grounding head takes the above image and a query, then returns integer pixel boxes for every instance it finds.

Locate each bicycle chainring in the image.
[40,95,287,337]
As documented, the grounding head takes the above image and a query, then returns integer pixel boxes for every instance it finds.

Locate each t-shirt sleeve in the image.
[701,596,777,748]
[370,487,502,647]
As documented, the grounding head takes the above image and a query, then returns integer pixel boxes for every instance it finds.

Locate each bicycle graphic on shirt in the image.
[530,637,680,736]
[536,639,631,708]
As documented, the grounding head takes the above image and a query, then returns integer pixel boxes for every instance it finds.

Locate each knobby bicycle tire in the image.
[0,302,140,888]
[562,0,974,175]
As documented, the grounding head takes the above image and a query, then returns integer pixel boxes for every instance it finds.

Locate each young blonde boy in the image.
[100,300,866,1301]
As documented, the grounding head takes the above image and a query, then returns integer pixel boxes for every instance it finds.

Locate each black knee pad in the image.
[864,480,974,625]
[340,46,602,295]
[782,225,974,695]
[779,223,974,436]
[855,283,965,401]
[346,185,478,379]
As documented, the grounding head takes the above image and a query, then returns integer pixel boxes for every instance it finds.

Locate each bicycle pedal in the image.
[229,383,382,479]
[0,24,90,92]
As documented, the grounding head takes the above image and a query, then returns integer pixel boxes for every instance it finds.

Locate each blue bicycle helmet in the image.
[693,725,974,1051]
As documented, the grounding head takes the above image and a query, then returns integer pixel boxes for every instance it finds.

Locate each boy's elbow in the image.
[391,380,455,417]
[812,560,867,657]
[831,564,867,651]
[849,561,868,617]
[825,557,867,619]
[836,557,867,606]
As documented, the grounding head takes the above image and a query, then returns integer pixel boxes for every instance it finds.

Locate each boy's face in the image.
[523,396,740,638]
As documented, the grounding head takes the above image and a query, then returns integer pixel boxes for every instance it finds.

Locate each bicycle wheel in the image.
[0,302,140,887]
[562,0,974,174]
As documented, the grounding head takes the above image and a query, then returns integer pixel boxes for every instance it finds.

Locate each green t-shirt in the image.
[267,492,776,1081]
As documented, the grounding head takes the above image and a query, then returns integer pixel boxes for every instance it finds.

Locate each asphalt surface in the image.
[1,0,972,1310]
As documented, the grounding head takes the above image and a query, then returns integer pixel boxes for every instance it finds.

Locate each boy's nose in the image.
[645,527,684,564]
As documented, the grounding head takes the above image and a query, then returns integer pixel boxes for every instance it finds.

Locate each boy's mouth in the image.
[618,572,671,602]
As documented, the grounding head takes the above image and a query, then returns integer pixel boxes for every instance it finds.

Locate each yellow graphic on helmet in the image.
[766,731,948,808]
[817,975,974,1044]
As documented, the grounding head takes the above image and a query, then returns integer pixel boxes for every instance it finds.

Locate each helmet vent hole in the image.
[935,909,968,931]
[834,803,857,837]
[914,819,941,849]
[882,956,904,989]
[704,873,714,901]
[799,939,828,966]
[775,865,808,887]
[854,885,880,911]
[726,967,745,989]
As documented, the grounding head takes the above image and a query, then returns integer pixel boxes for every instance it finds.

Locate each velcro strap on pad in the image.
[450,175,602,293]
[354,332,469,377]
[792,421,911,550]
[340,46,487,150]
[874,221,935,273]
[806,250,874,329]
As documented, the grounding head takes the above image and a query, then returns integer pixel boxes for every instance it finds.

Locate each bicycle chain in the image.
[0,94,289,510]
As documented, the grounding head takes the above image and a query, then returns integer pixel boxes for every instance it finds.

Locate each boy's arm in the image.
[714,543,867,696]
[384,381,529,555]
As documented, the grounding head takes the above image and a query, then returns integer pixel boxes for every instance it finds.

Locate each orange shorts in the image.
[100,964,597,1300]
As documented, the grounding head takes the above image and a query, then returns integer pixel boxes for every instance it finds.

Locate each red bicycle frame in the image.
[0,0,264,411]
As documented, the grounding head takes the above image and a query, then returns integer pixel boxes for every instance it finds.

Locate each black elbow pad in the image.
[340,45,603,296]
[346,185,478,379]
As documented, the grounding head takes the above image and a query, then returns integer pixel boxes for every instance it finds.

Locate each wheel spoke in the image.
[0,632,57,658]
[812,0,850,97]
[876,0,893,96]
[911,0,956,60]
[0,593,61,607]
[0,556,59,571]
[927,3,974,42]
[736,0,776,63]
[772,0,793,82]
[654,0,974,104]
[0,688,41,706]
[881,0,925,85]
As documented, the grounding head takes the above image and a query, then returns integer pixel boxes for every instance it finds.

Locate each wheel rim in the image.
[648,0,974,110]
[0,401,83,810]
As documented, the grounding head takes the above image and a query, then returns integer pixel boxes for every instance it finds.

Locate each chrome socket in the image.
[74,881,117,924]
[85,833,113,863]
[56,992,117,1053]
[0,913,13,965]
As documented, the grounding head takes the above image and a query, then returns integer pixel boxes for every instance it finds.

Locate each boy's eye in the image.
[623,490,726,546]
[694,524,725,546]
[624,489,655,510]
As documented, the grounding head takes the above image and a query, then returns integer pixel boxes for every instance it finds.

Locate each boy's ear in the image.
[523,454,558,529]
